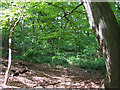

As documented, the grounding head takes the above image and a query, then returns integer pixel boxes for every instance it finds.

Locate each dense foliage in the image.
[1,2,119,73]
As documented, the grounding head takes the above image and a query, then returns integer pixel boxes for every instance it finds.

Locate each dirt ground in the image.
[0,58,104,89]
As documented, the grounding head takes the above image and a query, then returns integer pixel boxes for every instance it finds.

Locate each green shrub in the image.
[66,53,106,74]
[51,56,69,67]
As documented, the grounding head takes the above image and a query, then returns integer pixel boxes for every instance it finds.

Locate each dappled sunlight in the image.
[11,76,37,88]
[0,58,104,88]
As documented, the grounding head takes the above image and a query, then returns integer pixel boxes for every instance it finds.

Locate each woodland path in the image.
[0,58,104,88]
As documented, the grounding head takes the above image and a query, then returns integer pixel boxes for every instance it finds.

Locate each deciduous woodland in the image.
[0,1,120,88]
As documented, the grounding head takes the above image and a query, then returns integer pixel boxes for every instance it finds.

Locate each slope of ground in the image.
[0,58,104,88]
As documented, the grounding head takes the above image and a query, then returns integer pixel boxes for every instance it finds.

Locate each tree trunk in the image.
[58,37,61,53]
[19,16,25,56]
[32,20,35,45]
[0,26,2,59]
[4,16,21,86]
[83,1,120,88]
[22,16,25,55]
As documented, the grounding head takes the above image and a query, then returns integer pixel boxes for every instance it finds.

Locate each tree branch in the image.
[47,2,78,32]
[63,3,83,17]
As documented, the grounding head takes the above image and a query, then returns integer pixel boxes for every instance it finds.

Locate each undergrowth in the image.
[2,50,106,74]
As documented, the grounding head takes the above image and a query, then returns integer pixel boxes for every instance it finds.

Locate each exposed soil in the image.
[0,58,104,89]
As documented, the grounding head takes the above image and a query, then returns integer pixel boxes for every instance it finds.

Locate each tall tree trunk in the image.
[83,1,120,88]
[58,37,61,53]
[32,20,35,45]
[3,17,13,86]
[21,16,25,55]
[0,24,2,60]
[4,16,21,86]
[3,3,24,86]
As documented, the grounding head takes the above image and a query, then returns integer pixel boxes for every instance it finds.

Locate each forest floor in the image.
[0,58,104,88]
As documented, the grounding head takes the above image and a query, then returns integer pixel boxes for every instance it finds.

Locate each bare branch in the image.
[63,3,83,17]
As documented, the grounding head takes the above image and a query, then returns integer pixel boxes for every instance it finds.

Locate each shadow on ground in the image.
[0,58,104,88]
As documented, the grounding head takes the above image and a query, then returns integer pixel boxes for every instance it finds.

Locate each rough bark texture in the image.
[83,1,120,88]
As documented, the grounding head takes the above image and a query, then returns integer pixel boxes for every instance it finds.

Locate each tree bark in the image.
[3,3,24,86]
[83,1,120,88]
[19,16,25,56]
[21,16,25,55]
[4,16,21,86]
